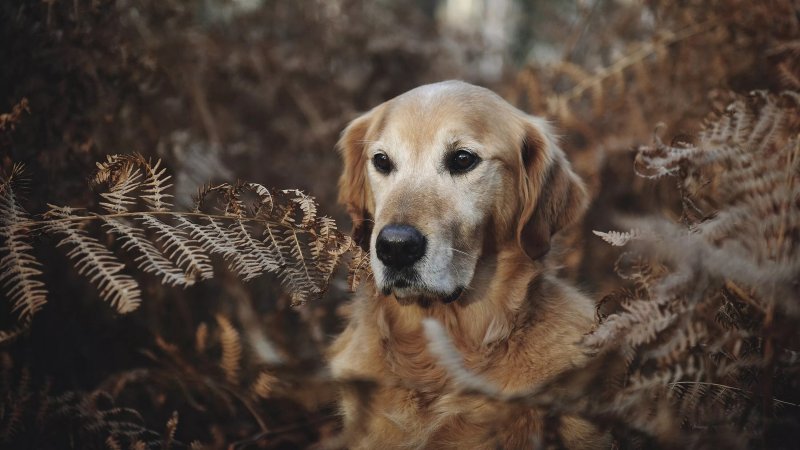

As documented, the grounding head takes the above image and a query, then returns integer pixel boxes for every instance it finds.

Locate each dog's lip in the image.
[381,274,414,296]
[442,287,464,304]
[383,282,464,304]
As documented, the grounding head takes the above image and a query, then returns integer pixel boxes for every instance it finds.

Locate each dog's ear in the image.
[515,117,588,261]
[336,112,375,251]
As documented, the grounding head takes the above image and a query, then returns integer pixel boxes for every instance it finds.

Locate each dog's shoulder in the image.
[327,285,386,380]
[482,274,595,389]
[526,275,595,344]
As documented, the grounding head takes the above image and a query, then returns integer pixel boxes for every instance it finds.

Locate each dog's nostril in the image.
[375,224,426,269]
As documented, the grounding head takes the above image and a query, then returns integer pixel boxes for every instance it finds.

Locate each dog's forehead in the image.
[371,82,514,153]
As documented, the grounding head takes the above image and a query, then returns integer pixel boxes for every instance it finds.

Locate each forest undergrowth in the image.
[1,0,799,448]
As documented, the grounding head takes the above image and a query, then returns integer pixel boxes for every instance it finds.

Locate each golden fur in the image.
[329,81,605,449]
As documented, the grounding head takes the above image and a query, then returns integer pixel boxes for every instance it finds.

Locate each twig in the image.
[551,19,721,106]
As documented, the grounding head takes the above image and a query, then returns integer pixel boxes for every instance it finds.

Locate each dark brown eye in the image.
[447,149,479,174]
[372,153,393,174]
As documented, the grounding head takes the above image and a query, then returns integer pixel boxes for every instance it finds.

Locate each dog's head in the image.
[337,81,587,304]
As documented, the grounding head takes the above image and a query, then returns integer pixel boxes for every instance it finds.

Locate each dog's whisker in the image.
[446,247,472,257]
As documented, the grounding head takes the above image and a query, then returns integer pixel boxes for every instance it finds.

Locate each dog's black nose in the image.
[375,224,426,269]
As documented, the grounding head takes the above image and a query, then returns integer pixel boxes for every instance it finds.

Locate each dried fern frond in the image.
[163,411,178,450]
[1,360,182,449]
[103,218,193,287]
[284,188,317,228]
[195,322,208,354]
[177,216,257,279]
[592,229,647,247]
[105,435,122,450]
[586,91,800,443]
[0,365,31,442]
[229,218,280,281]
[195,182,366,301]
[138,215,214,284]
[251,371,278,399]
[347,248,371,293]
[44,206,142,314]
[95,156,143,214]
[0,164,47,322]
[279,228,323,305]
[584,292,676,353]
[94,154,174,212]
[0,98,30,132]
[96,155,213,284]
[216,315,242,386]
[0,324,31,346]
[46,390,174,449]
[636,91,800,306]
[136,155,173,212]
[0,154,369,322]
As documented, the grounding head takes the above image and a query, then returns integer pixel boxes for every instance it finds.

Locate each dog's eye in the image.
[447,149,480,174]
[372,153,393,174]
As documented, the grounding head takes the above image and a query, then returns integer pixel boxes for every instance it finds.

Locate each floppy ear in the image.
[515,117,588,261]
[336,112,375,251]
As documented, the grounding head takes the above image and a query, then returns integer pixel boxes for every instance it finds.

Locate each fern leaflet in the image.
[0,165,48,321]
[45,206,142,313]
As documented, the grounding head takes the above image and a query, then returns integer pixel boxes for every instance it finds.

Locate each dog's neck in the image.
[373,245,542,350]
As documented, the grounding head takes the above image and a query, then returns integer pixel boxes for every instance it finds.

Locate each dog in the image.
[328,81,604,449]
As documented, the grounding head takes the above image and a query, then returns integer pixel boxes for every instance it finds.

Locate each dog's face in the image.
[337,81,586,304]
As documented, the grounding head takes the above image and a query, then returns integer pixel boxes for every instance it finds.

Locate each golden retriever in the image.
[328,81,604,449]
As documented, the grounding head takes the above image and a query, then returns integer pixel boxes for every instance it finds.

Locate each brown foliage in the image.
[1,0,799,448]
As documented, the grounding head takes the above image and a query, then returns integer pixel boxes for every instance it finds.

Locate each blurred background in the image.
[1,0,797,448]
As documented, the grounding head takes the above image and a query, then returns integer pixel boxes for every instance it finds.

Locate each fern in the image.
[0,98,29,132]
[592,229,645,247]
[45,206,143,314]
[251,371,278,399]
[280,228,321,305]
[0,155,370,328]
[95,157,143,214]
[634,92,800,298]
[195,322,208,354]
[216,315,242,386]
[138,156,173,212]
[103,218,193,287]
[176,216,259,280]
[163,411,178,450]
[45,391,178,449]
[137,215,214,283]
[0,165,47,322]
[583,91,800,442]
[0,365,30,441]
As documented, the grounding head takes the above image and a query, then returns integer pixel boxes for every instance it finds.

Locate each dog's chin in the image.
[383,283,464,306]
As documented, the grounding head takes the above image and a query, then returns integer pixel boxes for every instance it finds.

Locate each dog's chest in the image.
[378,336,519,416]
[340,376,537,449]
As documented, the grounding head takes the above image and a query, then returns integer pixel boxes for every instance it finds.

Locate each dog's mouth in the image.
[381,276,464,304]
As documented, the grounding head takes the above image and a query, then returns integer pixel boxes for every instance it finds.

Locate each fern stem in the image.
[288,230,312,287]
[13,211,311,234]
